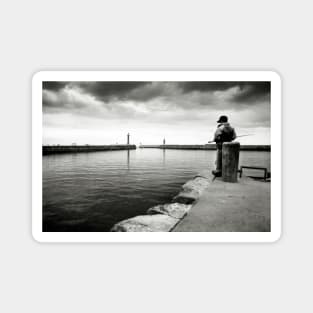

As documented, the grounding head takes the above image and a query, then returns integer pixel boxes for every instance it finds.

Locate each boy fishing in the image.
[211,115,237,177]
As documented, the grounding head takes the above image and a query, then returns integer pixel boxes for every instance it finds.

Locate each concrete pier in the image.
[43,144,136,155]
[174,172,270,232]
[111,168,270,232]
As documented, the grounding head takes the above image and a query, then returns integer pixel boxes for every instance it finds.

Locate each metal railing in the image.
[239,166,268,181]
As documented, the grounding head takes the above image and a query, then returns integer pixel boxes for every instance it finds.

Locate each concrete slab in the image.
[173,176,270,232]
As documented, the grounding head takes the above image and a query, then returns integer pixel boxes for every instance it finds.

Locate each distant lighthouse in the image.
[127,133,130,145]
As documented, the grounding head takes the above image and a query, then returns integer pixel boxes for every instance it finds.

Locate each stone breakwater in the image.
[111,174,211,232]
[140,144,271,151]
[43,145,136,155]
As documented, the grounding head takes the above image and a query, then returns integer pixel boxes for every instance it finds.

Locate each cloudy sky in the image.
[42,81,271,145]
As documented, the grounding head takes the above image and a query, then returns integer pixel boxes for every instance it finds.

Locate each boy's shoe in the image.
[211,170,222,177]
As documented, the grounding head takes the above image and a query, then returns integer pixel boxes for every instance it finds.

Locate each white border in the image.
[32,71,281,243]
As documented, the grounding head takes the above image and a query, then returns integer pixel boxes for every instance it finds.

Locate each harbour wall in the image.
[43,145,136,155]
[111,170,271,232]
[139,144,271,151]
[111,171,211,232]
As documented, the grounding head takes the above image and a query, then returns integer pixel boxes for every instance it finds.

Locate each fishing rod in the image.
[207,134,253,144]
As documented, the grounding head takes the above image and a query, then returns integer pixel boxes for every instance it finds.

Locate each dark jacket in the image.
[214,122,236,143]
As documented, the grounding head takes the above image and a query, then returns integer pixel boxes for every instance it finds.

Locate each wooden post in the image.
[127,133,130,145]
[222,142,240,182]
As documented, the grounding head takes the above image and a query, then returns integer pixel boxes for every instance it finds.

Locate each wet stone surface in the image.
[147,203,192,219]
[111,214,179,232]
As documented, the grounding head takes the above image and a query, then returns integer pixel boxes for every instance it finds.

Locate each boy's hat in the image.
[217,115,228,123]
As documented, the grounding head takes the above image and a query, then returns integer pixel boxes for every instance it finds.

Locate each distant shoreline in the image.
[139,144,271,151]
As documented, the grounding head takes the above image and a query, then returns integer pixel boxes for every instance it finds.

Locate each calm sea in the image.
[43,148,270,232]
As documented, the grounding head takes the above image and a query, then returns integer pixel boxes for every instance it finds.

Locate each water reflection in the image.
[162,148,166,166]
[127,150,130,169]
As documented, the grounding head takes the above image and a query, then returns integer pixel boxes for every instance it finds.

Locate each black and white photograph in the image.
[33,71,281,241]
[4,0,313,311]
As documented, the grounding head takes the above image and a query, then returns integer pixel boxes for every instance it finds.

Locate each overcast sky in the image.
[42,81,270,145]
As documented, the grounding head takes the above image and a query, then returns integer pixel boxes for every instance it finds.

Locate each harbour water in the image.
[43,148,270,232]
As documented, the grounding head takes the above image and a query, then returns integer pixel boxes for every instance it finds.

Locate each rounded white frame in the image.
[32,71,281,243]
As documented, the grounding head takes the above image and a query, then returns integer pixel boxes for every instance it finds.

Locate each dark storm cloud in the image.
[232,82,270,103]
[42,88,93,111]
[42,81,270,106]
[42,81,271,124]
[43,81,69,91]
[43,81,150,102]
[75,82,149,100]
[74,81,270,104]
[42,81,151,110]
[179,81,240,92]
[179,81,270,103]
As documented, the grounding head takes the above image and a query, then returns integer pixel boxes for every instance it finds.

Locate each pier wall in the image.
[140,144,270,151]
[111,172,211,232]
[43,145,136,155]
[111,170,271,232]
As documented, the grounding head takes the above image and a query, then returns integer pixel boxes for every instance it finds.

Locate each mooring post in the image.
[222,142,240,182]
[127,133,130,145]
